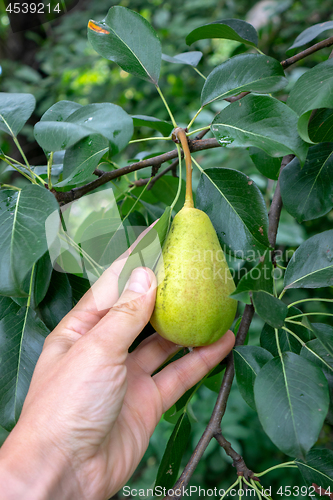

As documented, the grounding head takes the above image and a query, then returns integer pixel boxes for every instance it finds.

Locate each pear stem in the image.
[174,127,194,208]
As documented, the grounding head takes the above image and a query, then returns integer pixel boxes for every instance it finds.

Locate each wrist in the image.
[0,422,81,500]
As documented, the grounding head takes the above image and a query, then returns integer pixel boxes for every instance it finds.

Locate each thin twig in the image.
[163,150,291,499]
[268,154,294,250]
[53,138,219,204]
[281,35,333,68]
[121,129,212,189]
[225,91,250,102]
[163,304,254,500]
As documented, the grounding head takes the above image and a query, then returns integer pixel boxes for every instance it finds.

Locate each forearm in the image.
[0,421,80,500]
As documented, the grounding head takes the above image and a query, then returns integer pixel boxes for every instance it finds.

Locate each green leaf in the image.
[204,368,225,393]
[38,270,73,331]
[261,307,313,357]
[54,135,109,188]
[249,147,281,180]
[287,59,333,143]
[40,100,82,122]
[312,323,333,359]
[0,308,49,431]
[34,102,133,154]
[296,449,333,492]
[0,187,59,297]
[301,338,333,375]
[252,291,288,328]
[0,296,20,321]
[0,424,9,447]
[162,51,203,67]
[88,6,161,84]
[308,109,333,142]
[201,54,287,106]
[186,19,258,47]
[132,115,173,136]
[196,167,269,257]
[284,229,333,289]
[0,93,36,136]
[234,345,273,410]
[287,21,333,52]
[254,352,329,458]
[280,144,333,223]
[68,275,91,305]
[164,385,198,423]
[155,413,191,490]
[144,177,186,214]
[211,94,308,164]
[230,251,273,303]
[118,207,172,294]
[26,251,54,309]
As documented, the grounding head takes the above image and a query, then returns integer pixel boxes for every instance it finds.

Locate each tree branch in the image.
[131,128,211,189]
[268,154,294,250]
[281,35,333,69]
[163,305,255,499]
[163,153,295,499]
[53,138,219,204]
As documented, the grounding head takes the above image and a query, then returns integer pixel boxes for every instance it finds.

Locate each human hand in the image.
[0,251,235,500]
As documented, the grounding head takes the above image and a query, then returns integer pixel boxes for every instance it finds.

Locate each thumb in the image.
[84,267,157,357]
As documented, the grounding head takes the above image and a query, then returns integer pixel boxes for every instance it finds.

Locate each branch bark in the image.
[53,138,219,204]
[163,153,295,499]
[268,154,294,250]
[281,35,333,69]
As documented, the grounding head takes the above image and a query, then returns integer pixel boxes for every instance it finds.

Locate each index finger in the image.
[70,220,159,317]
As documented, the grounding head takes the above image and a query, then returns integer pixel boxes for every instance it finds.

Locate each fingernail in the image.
[127,268,151,294]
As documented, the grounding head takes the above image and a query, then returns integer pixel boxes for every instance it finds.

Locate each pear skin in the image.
[150,207,237,347]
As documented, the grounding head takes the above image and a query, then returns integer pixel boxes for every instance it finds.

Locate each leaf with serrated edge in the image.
[234,345,273,410]
[280,144,333,223]
[254,352,329,458]
[211,94,308,164]
[287,59,333,143]
[0,93,36,136]
[287,21,333,52]
[186,19,258,47]
[0,187,59,297]
[201,54,287,106]
[0,309,49,431]
[88,6,161,84]
[196,167,269,257]
[284,229,333,289]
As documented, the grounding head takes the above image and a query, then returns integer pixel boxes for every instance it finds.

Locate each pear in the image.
[150,206,237,347]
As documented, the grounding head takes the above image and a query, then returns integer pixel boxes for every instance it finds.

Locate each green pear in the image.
[150,206,237,347]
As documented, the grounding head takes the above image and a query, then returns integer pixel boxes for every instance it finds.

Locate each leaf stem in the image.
[250,479,271,500]
[187,107,203,131]
[254,461,296,477]
[12,136,30,169]
[288,298,333,308]
[174,128,193,208]
[170,144,183,211]
[27,263,36,309]
[1,157,36,183]
[47,152,54,190]
[155,85,177,128]
[287,312,333,320]
[282,326,333,372]
[278,288,287,300]
[0,183,21,190]
[186,126,210,137]
[193,67,206,80]
[129,136,172,144]
[220,478,240,499]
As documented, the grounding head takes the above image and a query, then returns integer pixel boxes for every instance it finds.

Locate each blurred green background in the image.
[0,0,332,497]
